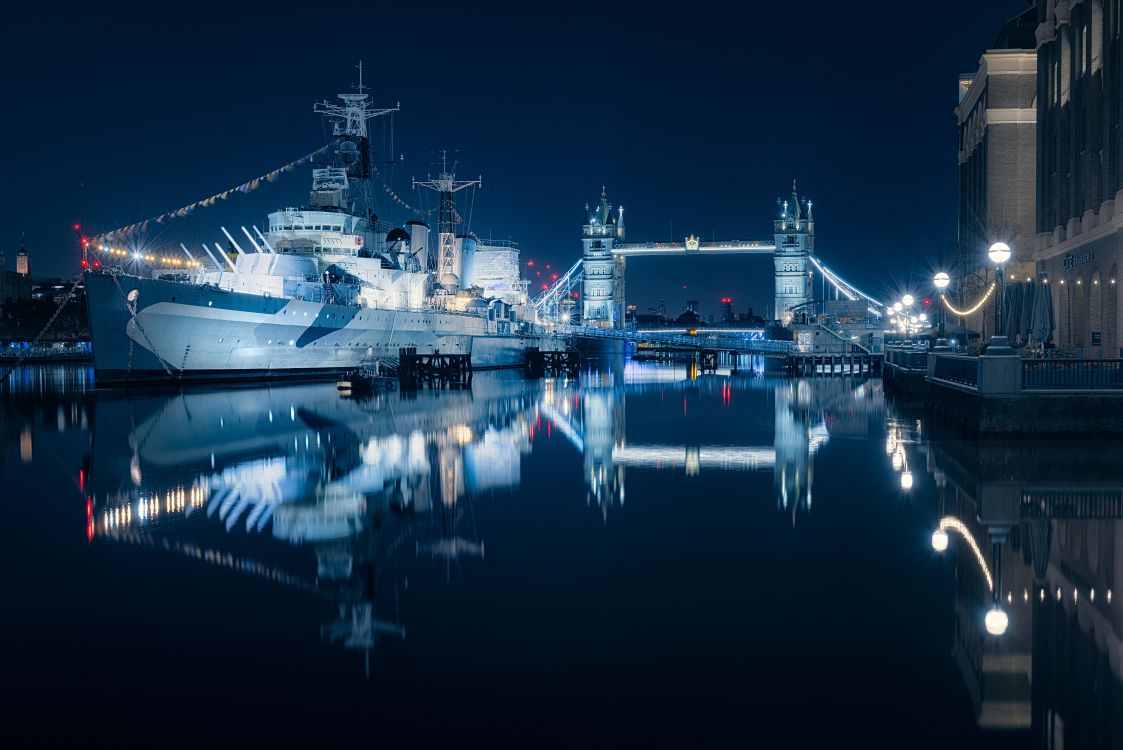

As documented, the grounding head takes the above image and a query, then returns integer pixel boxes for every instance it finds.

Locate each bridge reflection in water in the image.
[6,362,1123,742]
[71,364,880,673]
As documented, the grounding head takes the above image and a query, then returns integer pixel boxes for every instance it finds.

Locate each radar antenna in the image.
[412,150,482,290]
[314,65,399,139]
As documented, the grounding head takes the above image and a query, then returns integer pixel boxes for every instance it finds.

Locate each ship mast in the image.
[313,61,399,140]
[412,150,482,293]
[313,62,399,221]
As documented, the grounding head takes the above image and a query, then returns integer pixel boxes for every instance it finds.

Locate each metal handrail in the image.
[932,354,979,387]
[1022,359,1123,390]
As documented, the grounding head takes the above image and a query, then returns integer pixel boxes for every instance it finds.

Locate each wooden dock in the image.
[398,348,472,389]
[786,353,881,377]
[526,348,581,377]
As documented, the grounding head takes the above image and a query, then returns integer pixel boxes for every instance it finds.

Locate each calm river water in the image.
[1,363,1119,747]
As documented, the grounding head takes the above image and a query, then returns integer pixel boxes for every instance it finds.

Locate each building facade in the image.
[0,248,32,303]
[955,8,1038,338]
[1035,0,1123,356]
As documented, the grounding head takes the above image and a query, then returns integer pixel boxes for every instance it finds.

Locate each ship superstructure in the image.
[85,71,560,383]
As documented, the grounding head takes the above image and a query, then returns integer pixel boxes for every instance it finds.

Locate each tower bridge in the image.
[532,182,883,330]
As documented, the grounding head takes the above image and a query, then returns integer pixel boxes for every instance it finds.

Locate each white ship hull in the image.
[86,272,564,384]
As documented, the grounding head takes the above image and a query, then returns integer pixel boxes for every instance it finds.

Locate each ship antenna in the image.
[355,60,367,94]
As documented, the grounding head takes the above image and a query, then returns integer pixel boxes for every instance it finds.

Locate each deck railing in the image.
[1022,359,1123,389]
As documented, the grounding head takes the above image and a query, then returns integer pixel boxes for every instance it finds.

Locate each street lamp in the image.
[901,295,915,341]
[934,272,950,339]
[987,242,1012,352]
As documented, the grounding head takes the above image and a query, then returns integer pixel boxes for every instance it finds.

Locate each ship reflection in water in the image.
[3,362,1121,744]
[82,365,875,674]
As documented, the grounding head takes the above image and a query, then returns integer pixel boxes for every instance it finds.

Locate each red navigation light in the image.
[541,283,548,289]
[546,264,551,270]
[551,273,559,280]
[73,223,81,232]
[93,260,101,269]
[80,259,88,268]
[80,236,89,248]
[527,260,535,267]
[923,298,931,306]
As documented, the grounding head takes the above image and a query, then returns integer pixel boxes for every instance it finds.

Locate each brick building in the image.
[955,6,1038,338]
[0,249,32,303]
[1035,0,1123,356]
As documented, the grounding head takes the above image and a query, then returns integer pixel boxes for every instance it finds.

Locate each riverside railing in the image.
[932,354,979,387]
[885,347,928,370]
[1022,359,1123,390]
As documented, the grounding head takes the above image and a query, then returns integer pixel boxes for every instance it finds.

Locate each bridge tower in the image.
[581,187,626,327]
[773,180,814,322]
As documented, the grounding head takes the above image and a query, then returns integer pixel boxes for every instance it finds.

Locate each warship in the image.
[85,71,563,384]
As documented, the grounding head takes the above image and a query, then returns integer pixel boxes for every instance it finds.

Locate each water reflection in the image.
[15,361,1122,742]
[76,365,882,675]
[0,365,94,473]
[907,418,1123,746]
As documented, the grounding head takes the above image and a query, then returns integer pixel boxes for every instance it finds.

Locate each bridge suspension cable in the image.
[532,258,584,321]
[808,256,883,316]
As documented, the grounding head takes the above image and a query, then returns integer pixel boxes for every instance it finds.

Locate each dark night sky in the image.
[2,1,1028,318]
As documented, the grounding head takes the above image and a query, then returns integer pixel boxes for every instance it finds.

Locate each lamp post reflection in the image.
[922,431,1123,741]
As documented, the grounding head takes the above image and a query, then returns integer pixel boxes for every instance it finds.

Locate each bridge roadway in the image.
[611,240,775,257]
[539,402,830,471]
[554,323,792,355]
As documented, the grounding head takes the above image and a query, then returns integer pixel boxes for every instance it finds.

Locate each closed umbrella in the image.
[1030,279,1055,343]
[1003,281,1024,340]
[1020,281,1036,341]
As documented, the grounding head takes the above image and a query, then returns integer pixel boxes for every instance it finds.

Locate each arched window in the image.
[1092,1,1104,73]
[1061,29,1072,104]
[1059,280,1071,345]
[1107,264,1118,352]
[1074,275,1087,347]
[1091,270,1103,352]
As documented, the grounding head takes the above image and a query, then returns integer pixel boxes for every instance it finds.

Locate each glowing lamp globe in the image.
[919,313,927,322]
[984,607,1009,636]
[934,272,950,290]
[988,242,1012,265]
[900,471,914,491]
[893,302,903,312]
[931,529,949,552]
[902,295,915,307]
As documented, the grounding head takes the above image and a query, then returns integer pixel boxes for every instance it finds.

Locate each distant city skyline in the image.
[2,1,1027,313]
